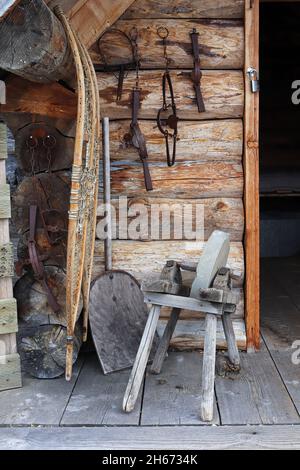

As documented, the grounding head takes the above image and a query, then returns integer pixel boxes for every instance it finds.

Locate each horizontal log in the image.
[96,197,245,241]
[122,0,244,19]
[98,70,244,120]
[108,119,243,162]
[93,240,244,286]
[0,76,77,121]
[157,318,246,350]
[105,161,243,198]
[92,19,244,69]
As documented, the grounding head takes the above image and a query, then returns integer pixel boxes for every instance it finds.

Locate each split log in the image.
[14,122,74,174]
[12,172,70,234]
[96,197,245,242]
[0,0,74,84]
[14,266,82,328]
[92,19,244,70]
[122,0,244,19]
[103,160,243,198]
[0,75,77,121]
[17,323,82,379]
[68,0,137,50]
[93,240,244,287]
[107,119,243,163]
[98,70,244,120]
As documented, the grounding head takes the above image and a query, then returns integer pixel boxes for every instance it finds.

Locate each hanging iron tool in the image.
[17,134,64,313]
[97,28,137,101]
[123,27,153,191]
[156,27,179,167]
[190,28,205,113]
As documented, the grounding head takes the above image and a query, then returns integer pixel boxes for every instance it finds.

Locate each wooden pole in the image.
[244,0,260,351]
[0,80,21,391]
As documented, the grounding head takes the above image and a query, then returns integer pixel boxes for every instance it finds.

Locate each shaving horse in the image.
[123,230,241,421]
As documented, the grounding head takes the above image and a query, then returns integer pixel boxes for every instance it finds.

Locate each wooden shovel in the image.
[89,117,154,374]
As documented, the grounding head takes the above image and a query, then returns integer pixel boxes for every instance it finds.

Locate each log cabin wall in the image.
[93,0,246,349]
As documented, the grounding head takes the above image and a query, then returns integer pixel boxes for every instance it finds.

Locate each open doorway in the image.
[260,2,300,342]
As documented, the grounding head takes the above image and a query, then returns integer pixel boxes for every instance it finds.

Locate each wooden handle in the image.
[102,117,112,271]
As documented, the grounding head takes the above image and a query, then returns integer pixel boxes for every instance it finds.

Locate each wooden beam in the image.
[68,0,137,50]
[0,0,74,84]
[244,0,260,351]
[0,75,76,121]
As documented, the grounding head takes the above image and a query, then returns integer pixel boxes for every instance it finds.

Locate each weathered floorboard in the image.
[2,425,300,450]
[266,350,300,418]
[215,346,300,425]
[108,119,243,163]
[92,19,244,69]
[98,70,244,120]
[0,359,83,425]
[122,0,244,19]
[141,352,219,425]
[61,354,142,426]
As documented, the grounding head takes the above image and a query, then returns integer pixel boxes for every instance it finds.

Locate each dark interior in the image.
[260,2,300,257]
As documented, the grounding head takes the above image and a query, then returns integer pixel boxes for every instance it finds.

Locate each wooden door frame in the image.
[244,0,260,351]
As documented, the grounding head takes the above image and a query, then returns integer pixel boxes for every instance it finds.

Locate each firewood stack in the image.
[11,120,82,379]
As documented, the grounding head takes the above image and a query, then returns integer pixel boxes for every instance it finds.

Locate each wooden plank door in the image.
[244,0,260,350]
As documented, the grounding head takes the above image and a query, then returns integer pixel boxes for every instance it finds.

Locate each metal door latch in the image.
[247,67,259,93]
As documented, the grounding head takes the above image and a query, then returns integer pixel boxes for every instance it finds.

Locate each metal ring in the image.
[157,26,169,39]
[43,134,56,149]
[26,135,38,149]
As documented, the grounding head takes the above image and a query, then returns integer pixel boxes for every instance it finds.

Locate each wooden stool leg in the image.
[200,314,217,422]
[150,307,181,375]
[123,305,161,413]
[222,313,240,367]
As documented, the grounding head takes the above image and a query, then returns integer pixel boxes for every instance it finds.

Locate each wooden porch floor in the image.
[1,257,300,449]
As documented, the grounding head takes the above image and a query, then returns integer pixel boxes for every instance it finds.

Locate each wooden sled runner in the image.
[123,230,241,422]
